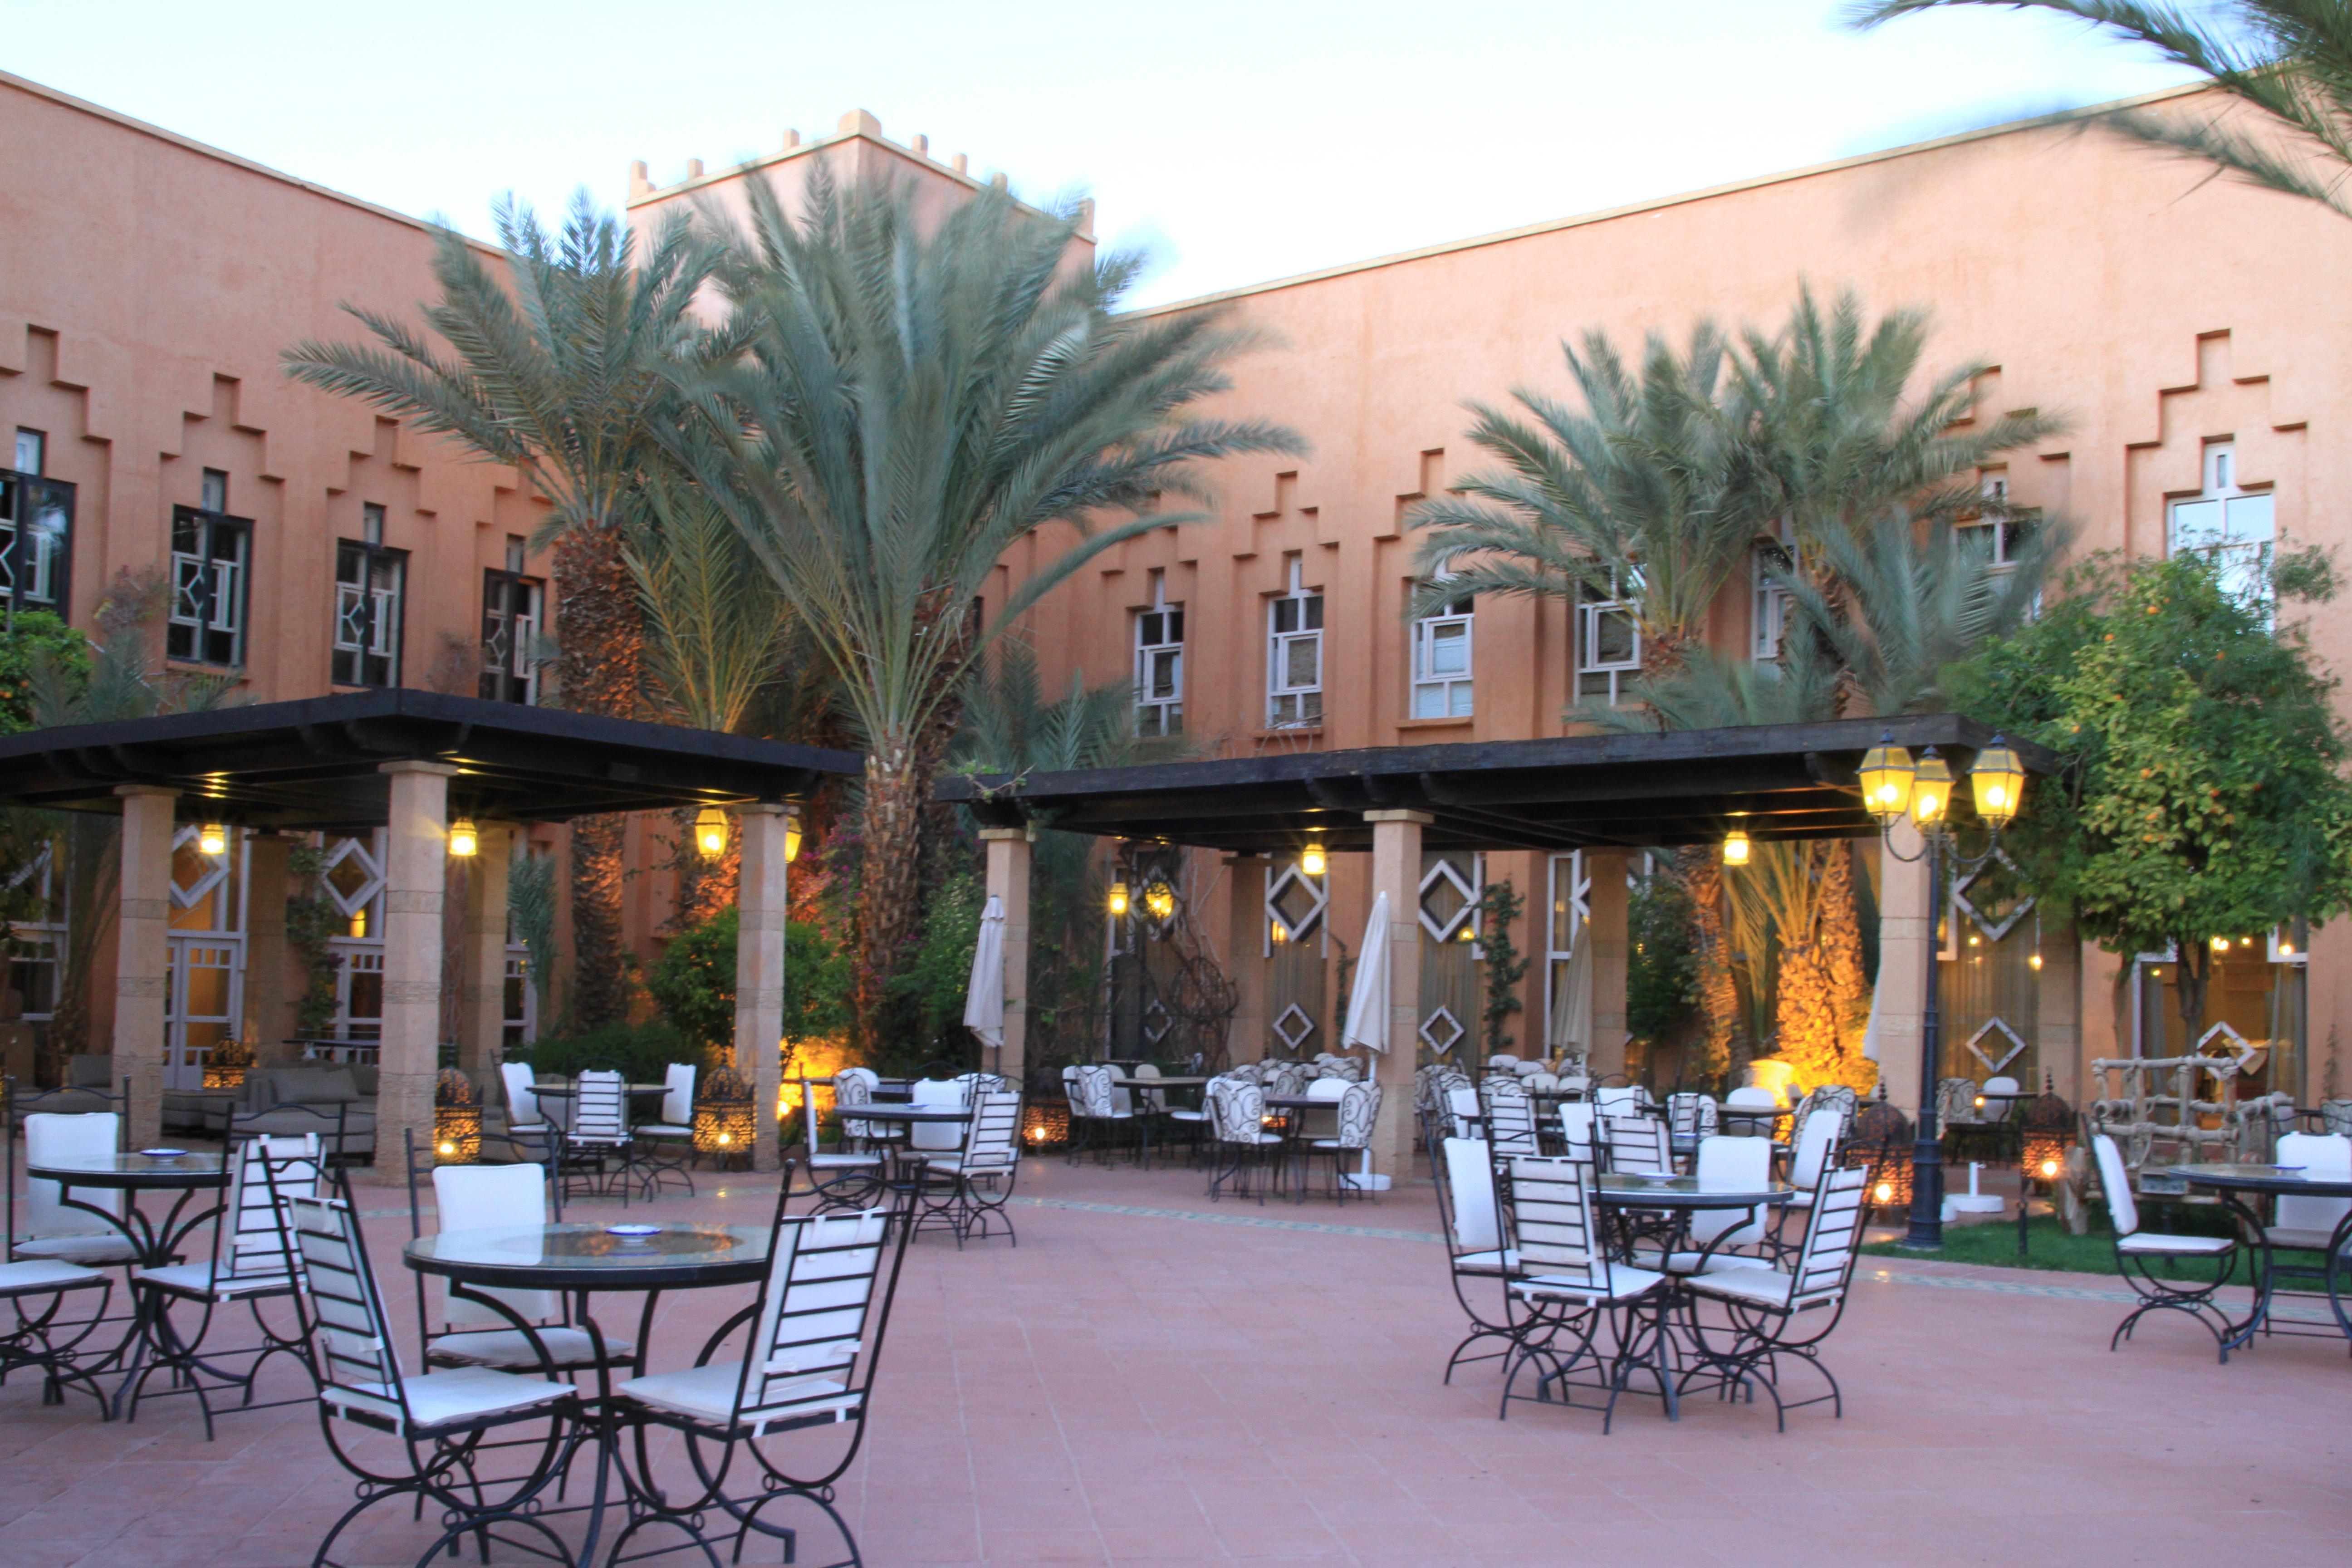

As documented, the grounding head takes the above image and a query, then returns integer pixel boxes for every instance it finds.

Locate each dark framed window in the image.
[480,568,543,704]
[332,522,407,688]
[168,485,250,667]
[0,464,74,621]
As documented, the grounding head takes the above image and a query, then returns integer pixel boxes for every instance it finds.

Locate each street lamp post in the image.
[1861,732,2027,1250]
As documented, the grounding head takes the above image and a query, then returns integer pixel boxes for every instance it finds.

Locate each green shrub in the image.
[646,906,854,1056]
[508,1019,700,1083]
[0,611,89,734]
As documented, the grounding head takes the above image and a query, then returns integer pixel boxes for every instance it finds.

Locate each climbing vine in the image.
[284,843,343,1037]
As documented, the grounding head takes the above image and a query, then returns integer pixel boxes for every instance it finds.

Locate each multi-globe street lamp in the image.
[1859,731,2028,1250]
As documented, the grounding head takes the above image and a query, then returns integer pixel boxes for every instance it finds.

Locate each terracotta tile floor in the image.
[5,1151,2349,1567]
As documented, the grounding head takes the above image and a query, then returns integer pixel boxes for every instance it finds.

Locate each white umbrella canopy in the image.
[1342,891,1390,1055]
[965,895,1006,1056]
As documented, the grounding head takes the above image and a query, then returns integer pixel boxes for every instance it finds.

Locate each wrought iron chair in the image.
[1481,1078,1541,1158]
[120,1133,321,1437]
[2091,1132,2241,1358]
[1498,1154,1668,1432]
[1433,1136,1525,1383]
[796,1075,887,1214]
[558,1069,633,1205]
[1306,1081,1381,1202]
[911,1089,1022,1246]
[1681,1164,1869,1430]
[285,1191,581,1568]
[1206,1079,1285,1203]
[608,1199,914,1568]
[0,1098,115,1411]
[631,1061,698,1197]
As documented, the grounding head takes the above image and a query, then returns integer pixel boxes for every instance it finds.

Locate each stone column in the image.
[241,832,294,1064]
[1584,850,1631,1081]
[1365,810,1430,1179]
[112,785,177,1149]
[377,762,456,1180]
[735,804,790,1172]
[1223,855,1266,1063]
[1876,819,1935,1114]
[457,822,516,1095]
[979,828,1032,1084]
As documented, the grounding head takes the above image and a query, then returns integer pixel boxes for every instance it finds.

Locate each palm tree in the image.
[283,195,720,1029]
[1406,323,1761,674]
[669,173,1303,1038]
[1856,3,2352,220]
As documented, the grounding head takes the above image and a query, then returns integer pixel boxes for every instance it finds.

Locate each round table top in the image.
[29,1151,229,1188]
[850,1103,974,1123]
[2176,1162,2352,1198]
[1112,1076,1210,1087]
[405,1221,770,1291]
[1594,1174,1795,1209]
[525,1083,669,1098]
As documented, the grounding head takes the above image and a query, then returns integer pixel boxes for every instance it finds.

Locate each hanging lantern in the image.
[202,1036,255,1091]
[693,1066,755,1166]
[446,819,480,858]
[783,810,803,863]
[1722,828,1751,867]
[1857,732,1915,827]
[694,806,729,860]
[1107,881,1131,917]
[433,1069,481,1164]
[197,822,230,857]
[1143,875,1177,922]
[1910,748,1953,827]
[1967,735,2027,829]
[1300,843,1328,877]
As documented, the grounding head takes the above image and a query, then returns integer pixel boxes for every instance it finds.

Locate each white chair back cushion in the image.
[1306,1078,1350,1101]
[1724,1087,1778,1111]
[433,1162,559,1324]
[2274,1132,2352,1236]
[961,1091,1022,1169]
[500,1062,543,1130]
[572,1070,627,1143]
[224,1134,320,1279]
[1690,1135,1771,1248]
[661,1062,696,1127]
[1595,1086,1642,1117]
[2092,1133,2138,1236]
[1333,1082,1379,1150]
[1559,1102,1596,1161]
[24,1112,123,1233]
[1792,1108,1842,1187]
[1441,1137,1500,1253]
[909,1078,965,1151]
[1446,1085,1482,1139]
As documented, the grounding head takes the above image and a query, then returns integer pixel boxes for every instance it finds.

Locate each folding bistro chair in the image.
[609,1200,915,1568]
[285,1193,580,1568]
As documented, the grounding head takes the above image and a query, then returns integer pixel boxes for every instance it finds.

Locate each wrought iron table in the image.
[2176,1162,2352,1353]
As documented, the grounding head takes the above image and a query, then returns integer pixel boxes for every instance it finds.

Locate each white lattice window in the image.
[1264,859,1328,956]
[1752,535,1794,664]
[1267,558,1323,729]
[1134,571,1184,738]
[480,561,544,705]
[2169,443,2275,606]
[167,470,250,667]
[1410,591,1473,718]
[333,507,406,688]
[0,432,70,614]
[1577,575,1640,705]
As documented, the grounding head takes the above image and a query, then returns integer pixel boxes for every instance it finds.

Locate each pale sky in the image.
[2,0,2201,307]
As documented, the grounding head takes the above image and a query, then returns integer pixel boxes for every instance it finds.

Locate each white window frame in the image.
[167,500,250,667]
[1410,589,1474,719]
[1577,574,1641,706]
[333,523,406,689]
[2167,442,2275,607]
[1267,557,1323,729]
[1133,571,1184,738]
[1751,533,1795,663]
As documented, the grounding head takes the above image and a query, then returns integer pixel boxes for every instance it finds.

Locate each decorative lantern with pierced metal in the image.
[2020,1077,2074,1190]
[694,1066,755,1166]
[1023,1097,1070,1152]
[432,1068,481,1164]
[1843,1089,1915,1214]
[202,1037,255,1091]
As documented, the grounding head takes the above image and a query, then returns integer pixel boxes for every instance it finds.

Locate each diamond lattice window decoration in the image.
[1962,1016,2029,1075]
[2195,1020,2261,1073]
[168,830,228,910]
[1955,849,2034,944]
[1142,999,1172,1045]
[1420,858,1478,942]
[1272,1004,1318,1052]
[323,838,384,917]
[1264,863,1326,952]
[1420,1006,1466,1055]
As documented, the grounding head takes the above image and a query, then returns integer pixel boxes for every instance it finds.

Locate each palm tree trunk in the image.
[1818,841,1874,1085]
[855,750,927,1039]
[555,520,644,1030]
[1676,845,1740,1084]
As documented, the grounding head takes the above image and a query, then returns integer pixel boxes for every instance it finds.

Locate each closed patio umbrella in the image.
[965,895,1006,1071]
[1338,892,1391,1191]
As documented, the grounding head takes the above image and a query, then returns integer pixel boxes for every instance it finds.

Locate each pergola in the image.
[939,713,2056,1177]
[0,690,860,1168]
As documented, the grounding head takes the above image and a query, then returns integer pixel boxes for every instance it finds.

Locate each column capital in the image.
[378,760,461,778]
[1362,809,1434,825]
[978,826,1028,843]
[113,784,179,800]
[738,801,792,818]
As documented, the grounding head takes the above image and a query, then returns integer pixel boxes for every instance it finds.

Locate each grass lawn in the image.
[1859,1210,2240,1280]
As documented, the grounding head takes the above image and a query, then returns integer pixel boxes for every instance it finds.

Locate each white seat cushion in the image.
[808,1153,884,1169]
[2117,1231,2235,1256]
[2264,1226,2350,1252]
[917,1156,1015,1177]
[0,1259,108,1296]
[1166,1110,1207,1122]
[1637,1248,1777,1276]
[635,1123,693,1139]
[427,1326,634,1368]
[14,1234,138,1265]
[1512,1262,1663,1304]
[134,1261,294,1299]
[1688,1266,1805,1308]
[1453,1248,1519,1274]
[328,1365,571,1428]
[617,1362,857,1428]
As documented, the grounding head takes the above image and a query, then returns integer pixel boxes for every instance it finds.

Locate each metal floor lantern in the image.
[695,1066,756,1168]
[431,1069,480,1165]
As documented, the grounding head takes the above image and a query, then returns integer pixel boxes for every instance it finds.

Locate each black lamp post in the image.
[1861,732,2027,1250]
